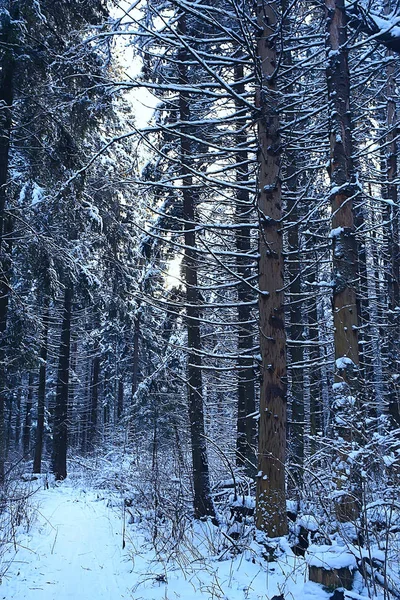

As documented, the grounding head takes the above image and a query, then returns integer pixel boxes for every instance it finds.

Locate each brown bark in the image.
[326,0,361,522]
[255,0,287,538]
[326,0,359,374]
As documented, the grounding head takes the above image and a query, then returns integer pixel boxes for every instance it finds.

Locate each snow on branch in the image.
[347,2,400,54]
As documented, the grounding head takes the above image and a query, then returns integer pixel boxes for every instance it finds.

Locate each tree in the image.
[255,0,288,538]
[52,283,73,480]
[325,0,362,522]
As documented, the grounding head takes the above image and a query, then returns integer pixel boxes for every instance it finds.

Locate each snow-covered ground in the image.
[0,482,132,599]
[0,476,383,600]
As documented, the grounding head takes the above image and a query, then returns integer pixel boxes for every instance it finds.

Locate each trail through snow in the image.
[0,480,374,600]
[1,483,132,600]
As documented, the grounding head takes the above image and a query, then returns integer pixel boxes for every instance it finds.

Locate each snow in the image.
[332,381,347,392]
[298,515,319,532]
[0,483,132,600]
[31,183,45,206]
[369,14,400,41]
[0,475,387,600]
[336,356,356,370]
[329,227,344,239]
[230,495,256,509]
[306,543,357,570]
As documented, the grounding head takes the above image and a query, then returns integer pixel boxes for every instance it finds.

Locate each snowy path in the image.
[0,484,132,600]
[0,481,373,600]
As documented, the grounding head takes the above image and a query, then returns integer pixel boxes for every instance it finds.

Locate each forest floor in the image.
[0,472,381,600]
[0,481,132,599]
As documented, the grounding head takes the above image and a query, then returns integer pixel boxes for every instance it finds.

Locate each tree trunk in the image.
[88,353,100,451]
[385,40,400,425]
[129,314,140,440]
[325,0,361,523]
[178,15,215,520]
[131,315,140,397]
[33,300,49,473]
[0,0,14,485]
[80,366,91,454]
[255,0,288,538]
[14,387,21,449]
[234,62,256,477]
[52,283,72,480]
[117,377,124,420]
[23,372,34,458]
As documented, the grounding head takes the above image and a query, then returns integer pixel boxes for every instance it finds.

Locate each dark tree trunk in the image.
[326,0,361,523]
[117,377,124,419]
[88,353,100,451]
[80,367,91,454]
[33,300,49,473]
[23,372,34,458]
[52,283,73,480]
[0,1,14,485]
[255,0,288,538]
[283,32,305,489]
[286,173,305,490]
[234,62,256,477]
[178,15,215,520]
[385,44,400,424]
[68,339,77,448]
[14,388,21,449]
[131,315,140,397]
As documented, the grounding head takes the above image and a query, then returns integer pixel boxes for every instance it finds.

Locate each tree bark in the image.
[131,315,140,398]
[0,0,14,485]
[14,385,21,449]
[234,62,256,477]
[52,283,72,480]
[178,14,215,520]
[88,353,100,451]
[255,0,288,538]
[117,377,124,420]
[384,41,400,424]
[326,0,361,523]
[23,372,34,457]
[33,300,49,473]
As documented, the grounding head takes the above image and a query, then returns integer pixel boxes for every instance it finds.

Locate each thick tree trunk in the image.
[178,15,215,520]
[52,283,72,480]
[234,62,256,477]
[255,0,288,538]
[326,0,361,523]
[33,301,49,473]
